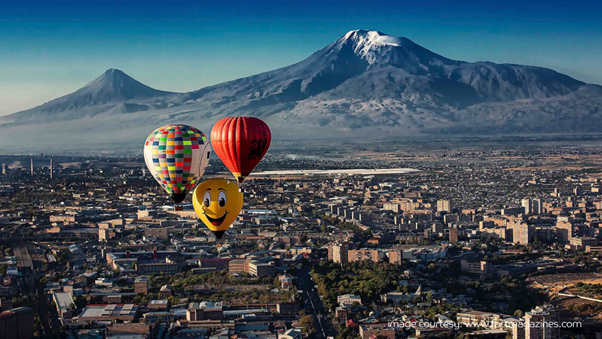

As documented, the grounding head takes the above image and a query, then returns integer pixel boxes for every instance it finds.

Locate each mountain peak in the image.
[329,29,451,69]
[4,69,177,118]
[340,29,413,48]
[75,69,175,103]
[102,68,126,76]
[89,68,139,87]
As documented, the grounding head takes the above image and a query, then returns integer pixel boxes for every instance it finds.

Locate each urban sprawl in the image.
[2,142,602,339]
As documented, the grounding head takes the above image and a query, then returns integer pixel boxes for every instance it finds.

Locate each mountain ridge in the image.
[1,29,600,151]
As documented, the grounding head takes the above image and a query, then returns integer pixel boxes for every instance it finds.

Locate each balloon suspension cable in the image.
[238,176,246,193]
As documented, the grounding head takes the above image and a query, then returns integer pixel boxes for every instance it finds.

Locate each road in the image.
[20,242,56,339]
[297,267,338,339]
[35,280,56,339]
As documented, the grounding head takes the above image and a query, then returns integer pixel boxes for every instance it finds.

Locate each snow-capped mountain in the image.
[1,29,600,151]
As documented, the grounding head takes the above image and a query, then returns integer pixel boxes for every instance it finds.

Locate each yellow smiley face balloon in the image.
[193,178,244,239]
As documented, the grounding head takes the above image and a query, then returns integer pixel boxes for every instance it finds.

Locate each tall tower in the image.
[327,243,349,264]
[532,199,542,215]
[521,198,532,215]
[49,158,53,180]
[30,158,34,177]
[525,305,559,339]
[1,164,5,175]
[437,199,452,213]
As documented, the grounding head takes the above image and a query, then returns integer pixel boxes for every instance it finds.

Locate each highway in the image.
[297,266,338,339]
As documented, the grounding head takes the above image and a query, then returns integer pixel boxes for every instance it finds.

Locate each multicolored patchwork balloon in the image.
[143,124,211,203]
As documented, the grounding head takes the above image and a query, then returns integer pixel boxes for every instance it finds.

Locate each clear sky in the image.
[1,0,601,115]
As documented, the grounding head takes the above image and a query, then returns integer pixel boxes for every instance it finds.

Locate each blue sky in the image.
[1,0,601,115]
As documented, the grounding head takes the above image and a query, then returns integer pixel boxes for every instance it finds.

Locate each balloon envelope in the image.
[210,116,271,183]
[143,124,211,203]
[193,178,244,239]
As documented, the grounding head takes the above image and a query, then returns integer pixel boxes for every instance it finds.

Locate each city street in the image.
[297,267,337,339]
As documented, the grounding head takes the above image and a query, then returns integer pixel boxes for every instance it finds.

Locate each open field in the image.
[251,168,420,176]
[528,273,602,288]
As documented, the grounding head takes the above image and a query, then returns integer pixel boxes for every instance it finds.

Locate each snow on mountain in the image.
[0,29,600,151]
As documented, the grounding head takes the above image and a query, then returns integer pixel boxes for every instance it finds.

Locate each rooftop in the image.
[53,292,75,312]
[78,304,138,319]
[188,301,222,310]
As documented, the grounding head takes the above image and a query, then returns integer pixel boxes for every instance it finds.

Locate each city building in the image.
[0,307,34,339]
[278,328,302,339]
[134,277,149,295]
[359,324,395,339]
[522,198,532,215]
[142,311,174,324]
[570,236,597,249]
[437,200,452,213]
[449,226,459,243]
[199,258,232,271]
[387,250,402,265]
[229,259,247,274]
[337,294,361,307]
[248,260,275,277]
[328,243,349,264]
[148,299,169,311]
[460,260,491,276]
[186,302,224,321]
[348,249,380,263]
[457,311,501,328]
[532,199,542,214]
[53,292,75,319]
[78,304,139,322]
[524,305,559,339]
[276,302,300,315]
[159,285,172,298]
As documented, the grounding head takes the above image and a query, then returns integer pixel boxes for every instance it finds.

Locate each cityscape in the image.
[2,138,602,339]
[2,1,602,339]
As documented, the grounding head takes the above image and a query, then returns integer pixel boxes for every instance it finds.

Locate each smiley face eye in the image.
[218,191,227,207]
[203,191,211,207]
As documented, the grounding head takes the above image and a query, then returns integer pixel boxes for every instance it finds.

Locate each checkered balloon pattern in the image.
[143,124,211,197]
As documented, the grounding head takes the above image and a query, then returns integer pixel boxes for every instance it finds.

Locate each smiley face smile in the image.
[205,212,228,226]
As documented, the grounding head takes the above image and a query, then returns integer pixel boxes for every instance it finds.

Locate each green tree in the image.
[426,290,434,302]
[300,315,315,335]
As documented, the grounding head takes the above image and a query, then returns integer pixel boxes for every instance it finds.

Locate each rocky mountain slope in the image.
[1,29,600,151]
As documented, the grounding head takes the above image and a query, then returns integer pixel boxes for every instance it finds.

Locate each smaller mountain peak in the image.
[102,68,128,77]
[70,68,174,104]
[92,69,139,87]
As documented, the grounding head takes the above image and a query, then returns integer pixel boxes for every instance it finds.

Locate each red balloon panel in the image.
[211,116,271,182]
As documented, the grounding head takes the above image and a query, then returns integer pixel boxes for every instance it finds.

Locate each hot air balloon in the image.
[193,178,244,239]
[143,124,211,204]
[210,116,271,183]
